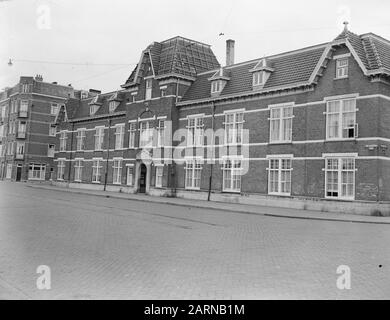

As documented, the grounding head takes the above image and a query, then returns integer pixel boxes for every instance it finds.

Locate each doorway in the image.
[139,163,147,193]
[16,165,22,182]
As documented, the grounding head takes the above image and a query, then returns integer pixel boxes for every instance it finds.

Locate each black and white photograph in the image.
[0,0,390,304]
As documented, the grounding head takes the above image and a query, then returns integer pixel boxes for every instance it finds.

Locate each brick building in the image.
[54,28,390,214]
[0,75,81,181]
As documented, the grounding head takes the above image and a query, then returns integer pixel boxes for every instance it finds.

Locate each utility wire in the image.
[10,59,136,67]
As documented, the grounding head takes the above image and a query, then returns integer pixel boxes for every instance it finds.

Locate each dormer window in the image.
[211,80,222,94]
[145,79,152,100]
[336,58,349,79]
[109,101,118,113]
[252,71,264,87]
[90,104,99,115]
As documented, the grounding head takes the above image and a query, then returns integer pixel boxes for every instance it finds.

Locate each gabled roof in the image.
[122,36,220,87]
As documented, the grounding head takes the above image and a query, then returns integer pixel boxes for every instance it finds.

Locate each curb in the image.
[26,184,390,225]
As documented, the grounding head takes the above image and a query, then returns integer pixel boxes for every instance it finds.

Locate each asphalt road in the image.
[0,181,389,299]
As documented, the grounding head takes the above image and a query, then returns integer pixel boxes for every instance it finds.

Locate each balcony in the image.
[17,131,26,139]
[18,110,28,118]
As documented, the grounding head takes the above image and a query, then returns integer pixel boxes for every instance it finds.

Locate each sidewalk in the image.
[27,183,390,225]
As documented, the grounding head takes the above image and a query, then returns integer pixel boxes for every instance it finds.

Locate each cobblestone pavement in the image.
[0,181,389,299]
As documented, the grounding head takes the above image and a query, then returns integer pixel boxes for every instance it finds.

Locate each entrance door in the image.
[16,165,22,182]
[139,164,147,193]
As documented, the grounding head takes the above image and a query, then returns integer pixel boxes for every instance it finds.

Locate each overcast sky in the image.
[1,0,390,93]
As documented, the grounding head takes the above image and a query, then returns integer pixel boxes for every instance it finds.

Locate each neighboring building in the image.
[0,75,80,181]
[54,27,390,214]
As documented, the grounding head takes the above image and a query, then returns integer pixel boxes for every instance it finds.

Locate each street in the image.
[0,181,389,299]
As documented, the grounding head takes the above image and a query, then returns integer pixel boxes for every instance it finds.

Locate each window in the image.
[325,157,355,200]
[21,83,30,93]
[59,131,67,151]
[131,92,137,103]
[80,91,89,99]
[28,163,46,180]
[128,122,137,148]
[0,125,3,138]
[268,158,292,195]
[109,101,118,113]
[76,129,86,151]
[211,80,222,93]
[126,166,134,186]
[222,158,242,192]
[112,159,122,185]
[252,71,264,86]
[336,58,348,78]
[92,159,103,183]
[74,159,83,182]
[57,160,65,180]
[145,79,152,100]
[187,116,204,146]
[160,87,167,97]
[6,164,12,179]
[47,144,55,158]
[326,99,357,140]
[16,142,25,156]
[20,100,28,114]
[90,104,99,115]
[7,141,14,155]
[18,121,27,135]
[1,105,6,119]
[269,105,293,143]
[51,103,59,115]
[139,121,153,148]
[49,125,57,137]
[94,127,105,150]
[155,166,163,188]
[224,111,244,145]
[157,120,165,147]
[185,159,202,190]
[114,124,125,149]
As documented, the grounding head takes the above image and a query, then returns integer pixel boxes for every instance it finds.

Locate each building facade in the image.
[0,75,78,181]
[54,29,390,214]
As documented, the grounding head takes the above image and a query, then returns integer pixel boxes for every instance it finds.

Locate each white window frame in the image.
[59,131,67,152]
[222,157,242,193]
[224,110,244,145]
[269,104,294,143]
[324,156,356,200]
[109,101,118,113]
[76,129,86,151]
[114,124,125,150]
[49,125,57,137]
[185,158,202,190]
[211,80,222,94]
[252,71,264,86]
[145,79,152,100]
[335,58,349,79]
[157,120,165,147]
[325,98,357,140]
[6,164,12,179]
[139,121,153,148]
[267,157,293,196]
[57,160,66,180]
[18,121,27,135]
[128,122,137,148]
[187,115,204,147]
[94,127,105,151]
[90,104,99,115]
[20,100,28,113]
[155,165,163,188]
[74,159,83,182]
[126,164,134,186]
[29,164,45,180]
[21,83,30,93]
[92,158,103,183]
[112,158,123,185]
[47,144,55,158]
[51,103,59,115]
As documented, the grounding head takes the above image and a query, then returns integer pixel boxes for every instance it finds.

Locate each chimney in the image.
[226,39,235,66]
[52,82,58,85]
[35,74,43,82]
[89,89,101,95]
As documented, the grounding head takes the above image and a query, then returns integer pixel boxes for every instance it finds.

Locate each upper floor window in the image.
[49,125,57,137]
[90,104,99,116]
[59,131,67,151]
[51,103,59,115]
[47,144,55,158]
[325,156,355,200]
[20,100,29,113]
[326,99,357,140]
[18,121,27,134]
[130,92,137,103]
[224,111,244,145]
[128,122,137,148]
[94,127,105,150]
[187,116,204,147]
[211,80,222,94]
[157,120,165,147]
[21,83,30,93]
[76,129,86,151]
[139,121,153,148]
[160,87,167,97]
[336,58,348,79]
[80,91,89,99]
[145,79,152,100]
[269,104,293,143]
[114,124,125,150]
[109,101,118,113]
[252,71,264,86]
[155,165,163,188]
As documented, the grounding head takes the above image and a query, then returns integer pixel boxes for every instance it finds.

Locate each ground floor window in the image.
[29,163,46,180]
[222,158,242,192]
[113,159,122,185]
[155,165,163,188]
[185,159,202,190]
[268,158,292,195]
[92,159,103,183]
[325,157,355,199]
[6,164,12,179]
[74,159,83,182]
[126,166,134,186]
[57,160,65,180]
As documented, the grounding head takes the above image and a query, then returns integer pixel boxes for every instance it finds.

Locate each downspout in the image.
[103,117,112,191]
[67,121,74,184]
[207,101,215,201]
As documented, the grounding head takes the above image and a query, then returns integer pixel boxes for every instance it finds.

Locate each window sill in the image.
[324,196,355,201]
[185,187,201,191]
[269,141,292,145]
[325,138,356,142]
[92,181,101,184]
[222,190,241,194]
[268,192,291,197]
[334,76,348,80]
